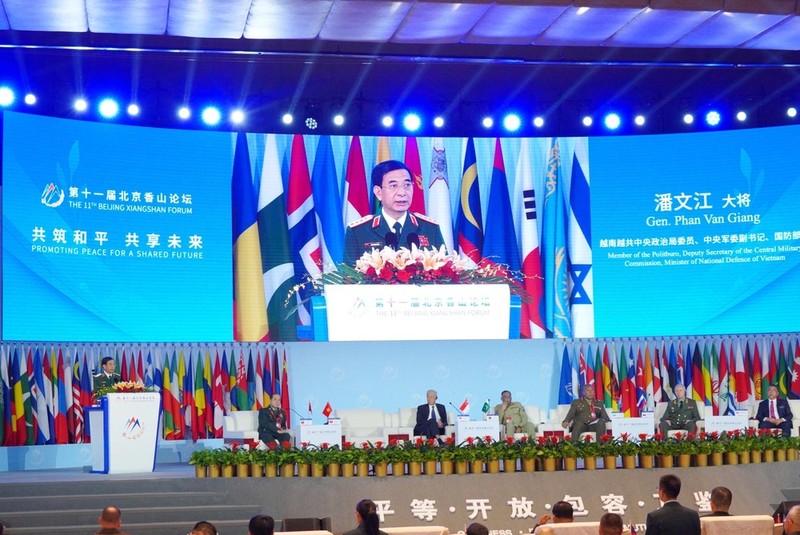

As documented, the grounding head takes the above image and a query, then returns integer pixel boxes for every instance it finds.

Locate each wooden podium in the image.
[86,392,161,474]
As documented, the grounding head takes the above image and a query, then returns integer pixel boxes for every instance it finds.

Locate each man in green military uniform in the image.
[659,384,701,436]
[93,357,121,390]
[561,384,611,442]
[343,160,445,266]
[494,390,536,438]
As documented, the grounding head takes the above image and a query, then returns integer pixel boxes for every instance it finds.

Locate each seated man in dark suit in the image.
[646,474,700,535]
[343,160,445,266]
[561,385,610,442]
[258,394,291,445]
[413,389,448,441]
[706,486,732,516]
[756,384,793,437]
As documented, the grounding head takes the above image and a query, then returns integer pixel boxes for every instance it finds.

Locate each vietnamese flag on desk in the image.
[322,402,333,418]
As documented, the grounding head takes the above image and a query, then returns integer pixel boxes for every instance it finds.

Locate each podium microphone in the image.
[406,233,420,249]
[384,231,398,250]
[449,401,464,417]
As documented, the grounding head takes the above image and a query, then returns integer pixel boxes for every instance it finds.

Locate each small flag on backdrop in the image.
[322,402,333,418]
[481,399,490,413]
[459,399,470,413]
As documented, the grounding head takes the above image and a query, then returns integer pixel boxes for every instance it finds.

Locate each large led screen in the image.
[2,111,800,341]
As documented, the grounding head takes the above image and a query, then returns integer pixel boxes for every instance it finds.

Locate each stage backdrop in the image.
[3,111,800,341]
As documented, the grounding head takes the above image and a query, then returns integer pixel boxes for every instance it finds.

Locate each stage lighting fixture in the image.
[127,104,140,116]
[533,116,544,128]
[787,107,797,118]
[333,114,345,126]
[482,117,494,128]
[433,116,445,128]
[24,93,36,105]
[683,113,694,125]
[305,118,317,130]
[74,98,89,112]
[0,86,15,107]
[98,98,119,119]
[603,113,621,130]
[282,113,293,125]
[201,107,221,126]
[736,111,747,122]
[582,116,593,127]
[705,110,721,127]
[503,114,521,132]
[230,109,245,125]
[403,113,421,132]
[381,116,394,128]
[634,115,645,126]
[177,106,191,120]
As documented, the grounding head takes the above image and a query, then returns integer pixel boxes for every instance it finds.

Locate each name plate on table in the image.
[324,284,510,341]
[704,414,749,434]
[611,414,655,439]
[456,416,500,444]
[298,422,343,447]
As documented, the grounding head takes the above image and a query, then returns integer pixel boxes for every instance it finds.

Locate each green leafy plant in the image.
[189,449,213,467]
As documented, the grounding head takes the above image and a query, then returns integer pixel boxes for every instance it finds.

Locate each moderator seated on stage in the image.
[413,389,448,441]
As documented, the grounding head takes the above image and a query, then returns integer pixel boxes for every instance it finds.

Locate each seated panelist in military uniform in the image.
[561,384,611,442]
[659,384,701,436]
[494,390,536,438]
[343,160,445,266]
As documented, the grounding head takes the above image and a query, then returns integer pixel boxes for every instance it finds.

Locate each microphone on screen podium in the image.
[384,231,398,251]
[406,233,420,249]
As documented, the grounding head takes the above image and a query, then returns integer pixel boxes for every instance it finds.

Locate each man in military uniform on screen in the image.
[659,384,701,436]
[343,160,445,266]
[93,357,121,391]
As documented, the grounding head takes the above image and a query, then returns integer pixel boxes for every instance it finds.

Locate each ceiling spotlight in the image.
[482,117,493,128]
[0,86,15,107]
[788,107,797,118]
[705,110,721,127]
[603,113,621,130]
[683,113,694,125]
[177,106,191,120]
[333,114,345,126]
[127,103,140,116]
[533,116,544,128]
[98,98,119,119]
[503,114,521,132]
[433,116,445,128]
[24,93,36,105]
[282,113,293,125]
[230,109,245,125]
[736,111,747,122]
[634,115,646,126]
[403,113,421,132]
[201,107,221,126]
[582,116,593,127]
[381,116,394,128]
[74,98,89,112]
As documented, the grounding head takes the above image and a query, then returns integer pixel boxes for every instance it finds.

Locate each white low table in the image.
[297,419,343,447]
[455,415,500,444]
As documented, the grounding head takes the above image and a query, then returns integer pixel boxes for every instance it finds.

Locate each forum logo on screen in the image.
[122,416,145,440]
[40,182,65,208]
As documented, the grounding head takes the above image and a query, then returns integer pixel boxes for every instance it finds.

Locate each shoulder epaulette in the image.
[413,212,439,225]
[347,214,375,228]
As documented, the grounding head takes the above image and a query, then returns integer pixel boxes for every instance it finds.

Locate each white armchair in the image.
[336,408,390,445]
[223,410,259,443]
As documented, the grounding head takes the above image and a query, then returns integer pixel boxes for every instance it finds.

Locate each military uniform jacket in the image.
[93,372,121,390]
[661,398,701,427]
[563,398,610,426]
[494,401,531,429]
[343,212,446,266]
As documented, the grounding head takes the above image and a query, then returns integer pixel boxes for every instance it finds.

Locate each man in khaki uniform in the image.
[659,384,701,436]
[494,390,536,438]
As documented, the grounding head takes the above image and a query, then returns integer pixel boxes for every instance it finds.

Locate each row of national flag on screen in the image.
[232,133,594,342]
[557,334,800,416]
[0,342,291,446]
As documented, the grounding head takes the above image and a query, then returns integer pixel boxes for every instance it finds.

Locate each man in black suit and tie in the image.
[413,389,448,440]
[756,384,793,437]
[646,474,701,535]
